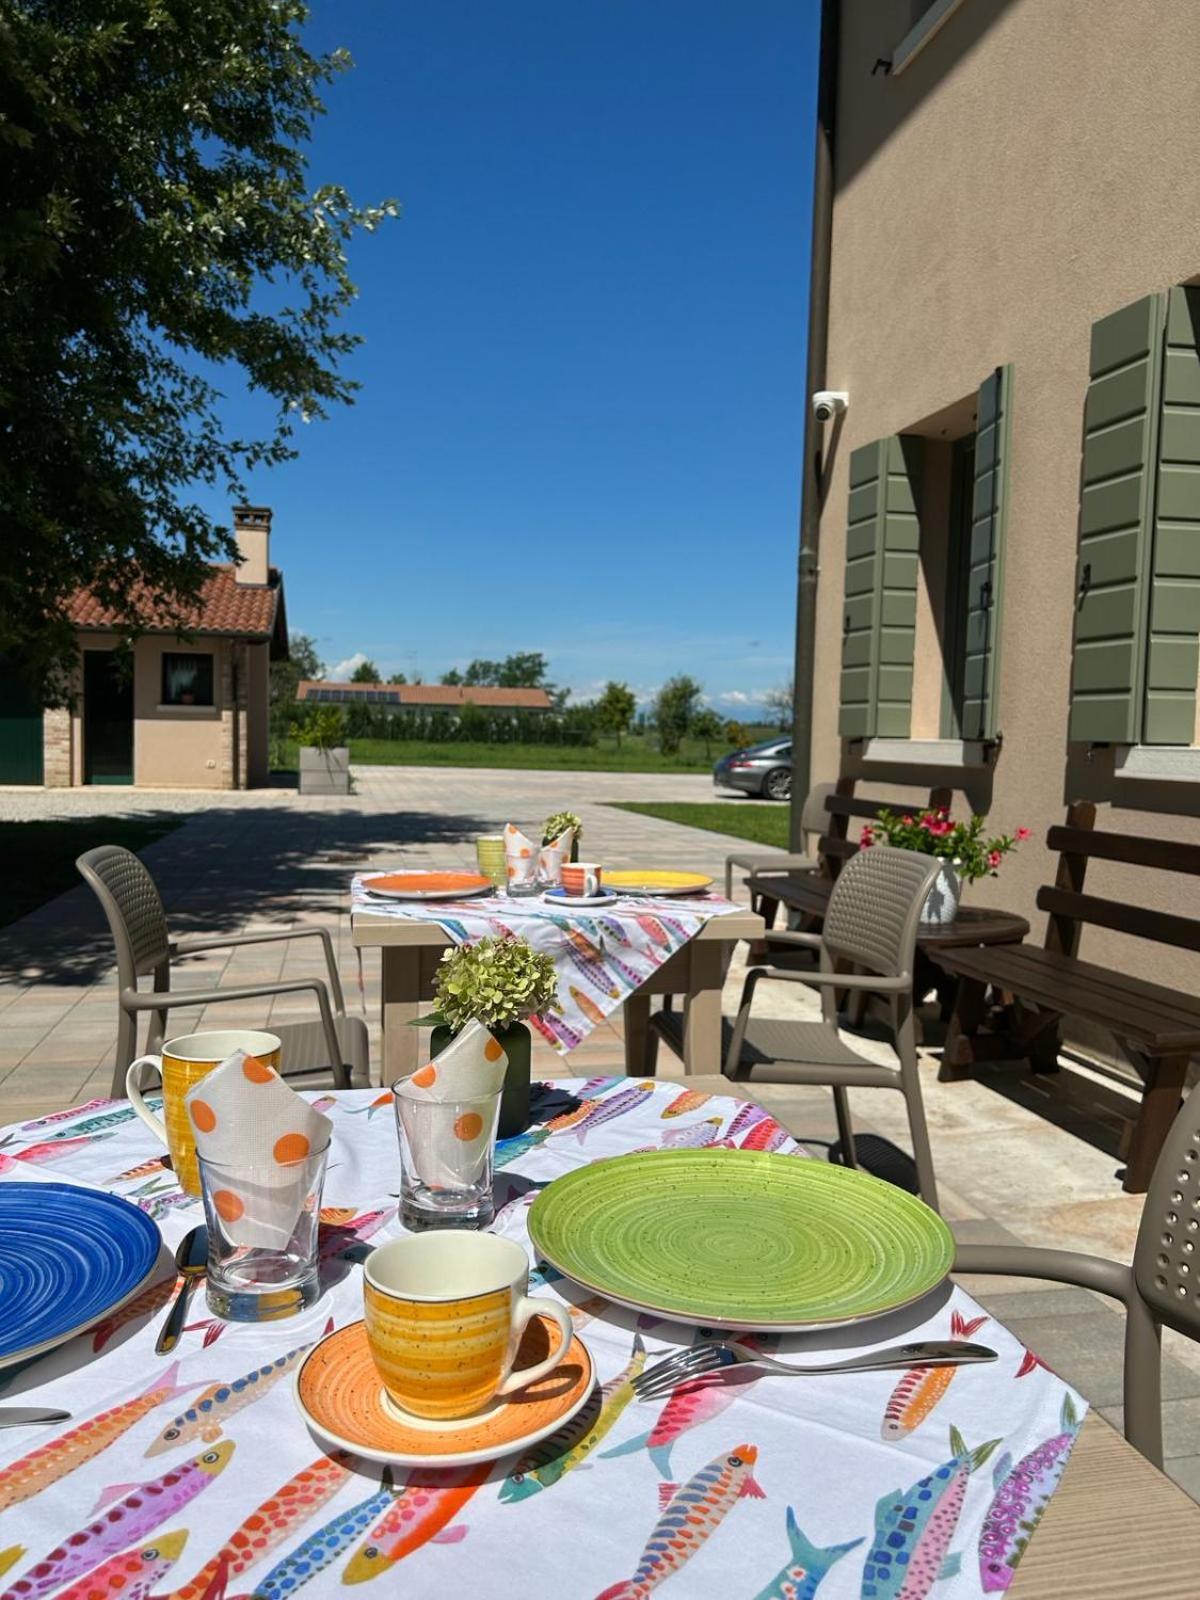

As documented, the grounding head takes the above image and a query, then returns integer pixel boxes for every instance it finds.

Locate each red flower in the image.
[1016,826,1031,842]
[987,849,1002,869]
[859,826,875,847]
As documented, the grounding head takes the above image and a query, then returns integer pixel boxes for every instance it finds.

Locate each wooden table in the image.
[352,905,763,1084]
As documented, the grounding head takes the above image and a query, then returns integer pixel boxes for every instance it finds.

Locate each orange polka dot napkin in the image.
[184,1049,333,1248]
[502,823,539,889]
[402,1020,508,1103]
[394,1021,507,1188]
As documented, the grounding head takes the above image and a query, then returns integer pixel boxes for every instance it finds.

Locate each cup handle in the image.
[584,869,599,897]
[125,1057,169,1146]
[496,1296,574,1396]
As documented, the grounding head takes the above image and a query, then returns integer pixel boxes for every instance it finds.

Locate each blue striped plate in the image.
[0,1183,163,1368]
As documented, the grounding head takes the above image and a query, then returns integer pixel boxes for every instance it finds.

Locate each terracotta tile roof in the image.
[297,681,552,710]
[67,565,280,639]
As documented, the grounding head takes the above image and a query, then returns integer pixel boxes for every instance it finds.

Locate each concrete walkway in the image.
[0,764,1196,1497]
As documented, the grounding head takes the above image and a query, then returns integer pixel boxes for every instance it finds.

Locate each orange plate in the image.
[360,871,493,900]
[295,1315,595,1467]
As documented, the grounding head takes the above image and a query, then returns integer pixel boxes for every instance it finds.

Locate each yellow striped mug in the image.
[363,1234,573,1420]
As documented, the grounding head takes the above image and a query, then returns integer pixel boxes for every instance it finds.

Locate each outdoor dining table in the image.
[350,882,764,1085]
[2,1077,1196,1599]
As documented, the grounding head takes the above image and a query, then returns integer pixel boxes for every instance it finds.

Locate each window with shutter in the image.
[1069,289,1200,746]
[961,365,1013,741]
[838,437,919,740]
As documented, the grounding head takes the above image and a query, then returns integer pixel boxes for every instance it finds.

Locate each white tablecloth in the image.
[0,1082,1083,1599]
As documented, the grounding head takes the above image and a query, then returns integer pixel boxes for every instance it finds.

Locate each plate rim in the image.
[526,1149,954,1331]
[600,871,714,897]
[542,888,619,907]
[292,1320,596,1467]
[360,871,494,902]
[0,1182,164,1369]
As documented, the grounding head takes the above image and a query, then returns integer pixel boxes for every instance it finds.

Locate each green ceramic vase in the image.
[430,1021,531,1138]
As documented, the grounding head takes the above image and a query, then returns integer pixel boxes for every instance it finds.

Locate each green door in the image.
[83,652,133,785]
[0,658,44,784]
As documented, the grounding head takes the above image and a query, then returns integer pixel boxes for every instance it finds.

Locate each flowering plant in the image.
[423,935,558,1033]
[543,810,582,847]
[860,807,1030,884]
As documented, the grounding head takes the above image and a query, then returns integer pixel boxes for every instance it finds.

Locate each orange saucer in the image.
[294,1316,595,1467]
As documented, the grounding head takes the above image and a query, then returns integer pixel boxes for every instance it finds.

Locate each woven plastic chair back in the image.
[1133,1086,1200,1339]
[77,845,171,983]
[821,845,939,979]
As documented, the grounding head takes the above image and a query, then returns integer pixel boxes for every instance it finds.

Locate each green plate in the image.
[527,1149,954,1330]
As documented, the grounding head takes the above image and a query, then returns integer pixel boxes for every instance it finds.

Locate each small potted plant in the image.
[543,811,582,861]
[860,808,1031,926]
[421,935,558,1135]
[290,707,350,795]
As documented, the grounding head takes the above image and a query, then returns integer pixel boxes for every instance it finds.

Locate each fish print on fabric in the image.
[861,1427,1000,1600]
[640,1117,725,1153]
[600,1338,765,1478]
[750,1506,862,1600]
[595,1441,765,1598]
[51,1531,188,1600]
[726,1100,770,1140]
[344,1091,393,1120]
[46,1106,140,1140]
[978,1394,1081,1592]
[1015,1348,1054,1379]
[500,1335,647,1502]
[249,1469,397,1600]
[162,1453,352,1600]
[634,915,671,950]
[136,1190,201,1222]
[146,1332,328,1456]
[341,1463,490,1582]
[1,1442,234,1600]
[569,985,610,1027]
[881,1312,990,1440]
[112,1157,169,1183]
[91,1274,181,1353]
[660,1088,712,1119]
[574,1083,655,1144]
[563,944,623,996]
[20,1098,112,1132]
[529,1012,583,1052]
[0,1556,21,1584]
[0,1133,119,1171]
[739,1118,790,1153]
[494,1127,551,1169]
[0,1365,187,1513]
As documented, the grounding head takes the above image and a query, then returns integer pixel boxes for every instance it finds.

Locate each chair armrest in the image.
[745,964,911,994]
[171,927,345,1013]
[748,855,819,878]
[121,978,344,1078]
[953,1242,1134,1304]
[762,930,824,951]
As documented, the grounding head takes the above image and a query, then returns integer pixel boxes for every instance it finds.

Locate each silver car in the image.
[713,737,792,801]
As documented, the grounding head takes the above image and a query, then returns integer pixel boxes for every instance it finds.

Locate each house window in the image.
[161,652,214,708]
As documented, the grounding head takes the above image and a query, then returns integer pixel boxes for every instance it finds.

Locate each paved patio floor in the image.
[1,764,1197,1496]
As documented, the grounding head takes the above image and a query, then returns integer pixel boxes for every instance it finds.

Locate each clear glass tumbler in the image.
[394,1085,502,1230]
[198,1143,329,1322]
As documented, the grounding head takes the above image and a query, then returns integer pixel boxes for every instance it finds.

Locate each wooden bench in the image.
[931,800,1200,1193]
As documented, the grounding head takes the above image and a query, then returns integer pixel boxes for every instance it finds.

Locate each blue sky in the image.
[203,1,816,716]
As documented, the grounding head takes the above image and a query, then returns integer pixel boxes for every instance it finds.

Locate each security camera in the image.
[812,389,849,423]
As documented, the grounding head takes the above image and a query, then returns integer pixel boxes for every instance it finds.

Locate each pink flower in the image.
[902,814,915,826]
[859,826,875,847]
[1016,826,1031,842]
[987,849,1002,869]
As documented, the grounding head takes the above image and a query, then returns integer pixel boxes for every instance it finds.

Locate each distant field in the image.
[274,730,781,775]
[605,801,789,848]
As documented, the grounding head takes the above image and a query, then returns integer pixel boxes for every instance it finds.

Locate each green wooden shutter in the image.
[838,436,919,740]
[1068,294,1165,743]
[962,365,1013,740]
[1145,286,1200,743]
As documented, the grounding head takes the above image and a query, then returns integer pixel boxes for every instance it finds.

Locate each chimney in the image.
[232,505,271,585]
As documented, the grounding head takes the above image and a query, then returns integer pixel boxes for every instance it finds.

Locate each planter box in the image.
[298,745,350,795]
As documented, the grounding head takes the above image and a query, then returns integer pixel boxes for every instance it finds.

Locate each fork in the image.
[633,1339,997,1401]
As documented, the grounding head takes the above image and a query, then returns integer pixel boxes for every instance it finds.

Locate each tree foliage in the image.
[763,678,794,730]
[350,659,381,683]
[268,630,322,764]
[592,680,636,746]
[653,674,703,755]
[0,0,396,701]
[690,707,724,758]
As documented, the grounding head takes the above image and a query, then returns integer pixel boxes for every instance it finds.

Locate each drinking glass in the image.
[475,835,506,888]
[198,1143,328,1322]
[394,1083,502,1230]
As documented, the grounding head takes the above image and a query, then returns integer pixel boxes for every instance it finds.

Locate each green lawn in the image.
[273,732,775,774]
[605,800,790,847]
[0,816,185,930]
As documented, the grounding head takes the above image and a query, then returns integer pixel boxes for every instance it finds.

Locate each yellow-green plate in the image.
[604,869,714,897]
[527,1149,954,1330]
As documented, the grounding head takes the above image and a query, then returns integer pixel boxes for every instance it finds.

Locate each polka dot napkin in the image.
[184,1049,334,1248]
[503,822,575,889]
[395,1021,508,1188]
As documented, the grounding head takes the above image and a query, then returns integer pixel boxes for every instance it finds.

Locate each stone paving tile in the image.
[1,764,1197,1492]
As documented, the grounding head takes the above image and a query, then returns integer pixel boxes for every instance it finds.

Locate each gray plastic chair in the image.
[78,845,369,1097]
[656,845,941,1209]
[723,781,836,899]
[956,1089,1200,1468]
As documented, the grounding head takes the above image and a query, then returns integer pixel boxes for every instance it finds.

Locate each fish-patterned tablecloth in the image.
[0,1081,1084,1600]
[349,877,743,1054]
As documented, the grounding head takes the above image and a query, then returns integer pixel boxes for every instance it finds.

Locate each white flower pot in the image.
[920,858,962,927]
[298,745,350,795]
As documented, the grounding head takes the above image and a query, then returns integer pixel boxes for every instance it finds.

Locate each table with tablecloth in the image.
[0,1080,1087,1599]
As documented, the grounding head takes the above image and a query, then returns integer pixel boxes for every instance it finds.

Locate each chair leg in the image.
[1122,1294,1164,1468]
[112,1005,138,1098]
[832,1087,857,1169]
[900,1067,940,1212]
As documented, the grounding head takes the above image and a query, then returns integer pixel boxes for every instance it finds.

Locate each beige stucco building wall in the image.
[812,0,1200,995]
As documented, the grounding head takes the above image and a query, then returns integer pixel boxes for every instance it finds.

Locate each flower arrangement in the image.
[543,810,582,847]
[428,935,558,1033]
[861,807,1030,884]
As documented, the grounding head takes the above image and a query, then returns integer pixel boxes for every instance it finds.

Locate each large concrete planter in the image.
[298,745,350,795]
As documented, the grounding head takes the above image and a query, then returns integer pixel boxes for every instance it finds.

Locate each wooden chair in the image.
[78,845,369,1096]
[933,801,1200,1192]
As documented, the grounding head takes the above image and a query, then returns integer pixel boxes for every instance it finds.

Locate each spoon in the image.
[0,1407,71,1428]
[155,1226,208,1355]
